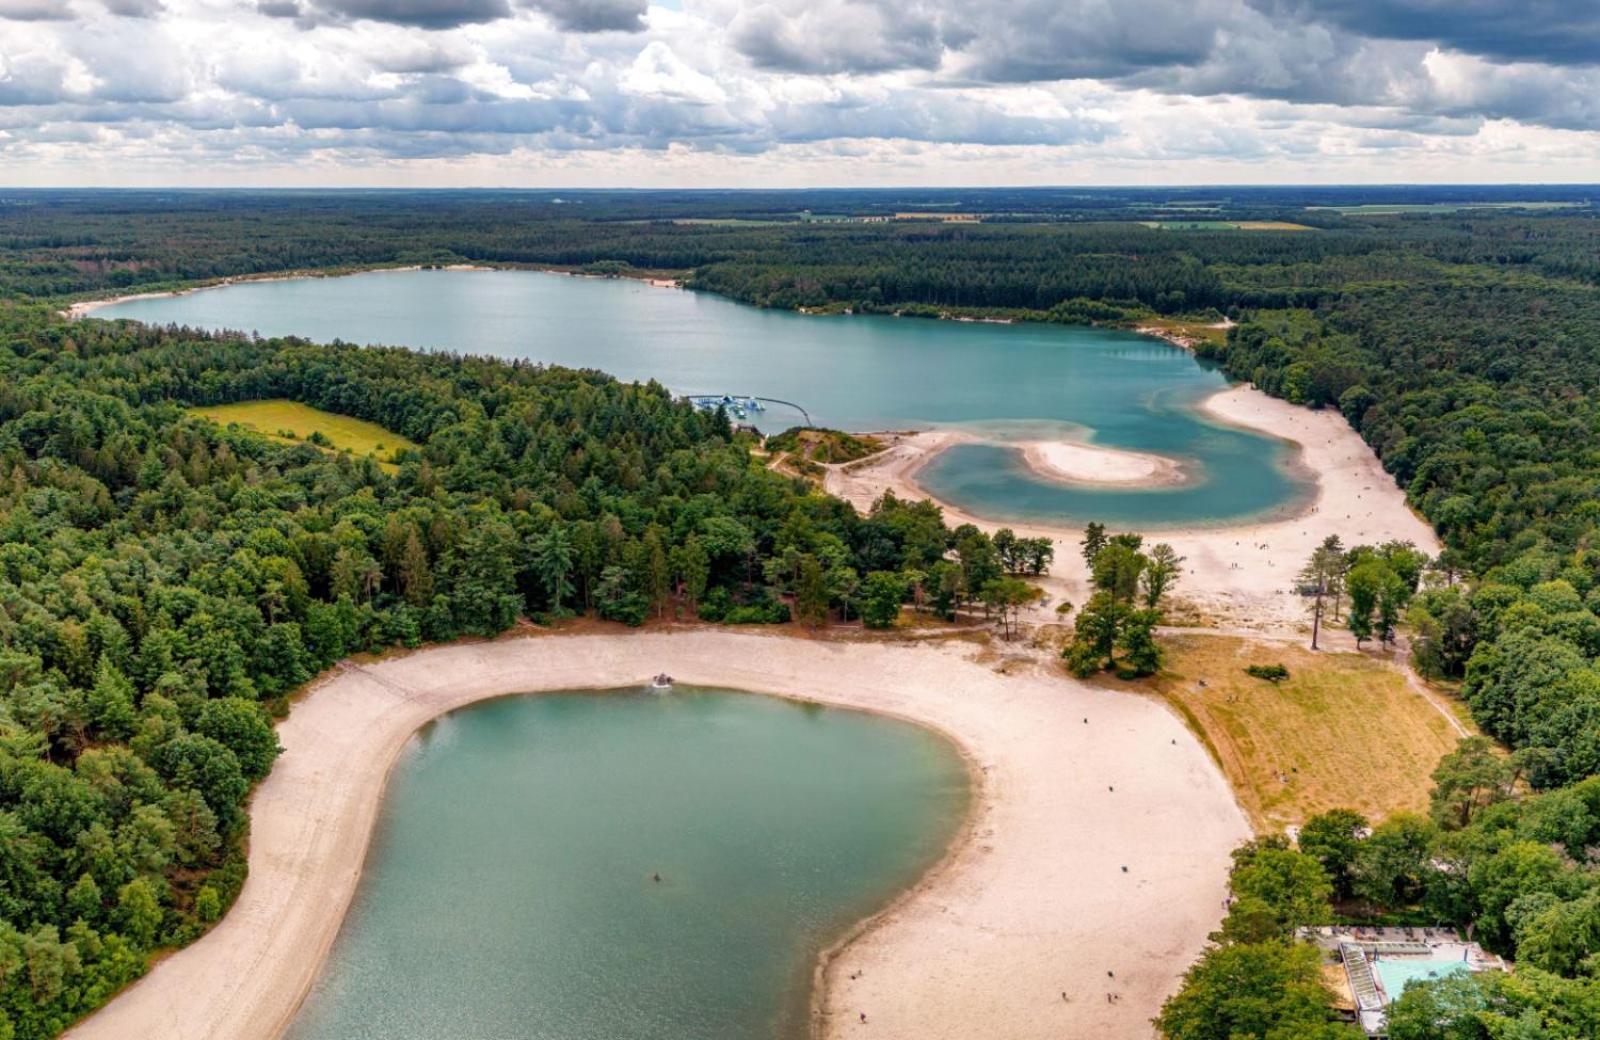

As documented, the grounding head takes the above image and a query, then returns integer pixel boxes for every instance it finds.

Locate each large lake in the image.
[96,269,1307,527]
[284,687,968,1040]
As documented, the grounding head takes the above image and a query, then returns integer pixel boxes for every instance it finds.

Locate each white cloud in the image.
[0,0,1594,184]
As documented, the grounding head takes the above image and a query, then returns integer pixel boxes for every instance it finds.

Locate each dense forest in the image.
[4,189,1600,1037]
[0,303,1032,1036]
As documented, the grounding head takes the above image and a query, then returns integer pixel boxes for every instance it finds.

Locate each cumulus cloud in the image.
[0,0,1596,183]
[730,1,948,74]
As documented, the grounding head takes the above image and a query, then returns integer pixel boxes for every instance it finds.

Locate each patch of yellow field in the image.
[1121,634,1466,832]
[1233,220,1316,231]
[188,399,418,472]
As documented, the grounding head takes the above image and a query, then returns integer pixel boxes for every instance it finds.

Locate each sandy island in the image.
[1021,438,1187,487]
[65,631,1246,1040]
[830,384,1442,633]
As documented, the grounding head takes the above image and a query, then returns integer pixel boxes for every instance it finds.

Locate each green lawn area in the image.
[188,399,418,472]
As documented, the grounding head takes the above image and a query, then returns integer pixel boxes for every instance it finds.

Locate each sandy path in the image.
[66,630,1246,1040]
[829,385,1441,632]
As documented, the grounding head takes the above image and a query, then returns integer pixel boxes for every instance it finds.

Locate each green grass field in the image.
[188,399,418,472]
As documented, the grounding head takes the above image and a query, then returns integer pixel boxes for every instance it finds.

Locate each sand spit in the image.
[65,631,1245,1040]
[829,384,1441,632]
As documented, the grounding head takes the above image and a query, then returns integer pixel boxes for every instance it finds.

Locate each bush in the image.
[1245,663,1290,683]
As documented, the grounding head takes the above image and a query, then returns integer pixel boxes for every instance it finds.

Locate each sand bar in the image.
[1020,438,1186,487]
[65,630,1246,1040]
[829,384,1442,633]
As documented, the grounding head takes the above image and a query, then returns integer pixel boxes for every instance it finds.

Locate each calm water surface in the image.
[284,687,969,1040]
[98,269,1306,526]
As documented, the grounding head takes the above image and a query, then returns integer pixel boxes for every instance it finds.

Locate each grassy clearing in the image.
[188,399,418,472]
[1119,634,1465,832]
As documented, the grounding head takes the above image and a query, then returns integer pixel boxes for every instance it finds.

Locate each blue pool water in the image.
[1375,958,1469,999]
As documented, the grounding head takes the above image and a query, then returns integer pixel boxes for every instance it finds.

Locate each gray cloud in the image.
[103,0,166,16]
[0,0,74,19]
[1,0,1596,179]
[1273,1,1600,67]
[523,0,645,32]
[724,0,1600,133]
[277,0,514,29]
[731,2,947,74]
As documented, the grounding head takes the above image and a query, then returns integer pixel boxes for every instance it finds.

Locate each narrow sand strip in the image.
[829,384,1441,632]
[65,631,1246,1040]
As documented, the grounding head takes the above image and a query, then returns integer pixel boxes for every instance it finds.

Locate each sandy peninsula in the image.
[65,630,1246,1040]
[829,384,1441,633]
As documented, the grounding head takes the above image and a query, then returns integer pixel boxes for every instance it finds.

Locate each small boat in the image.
[650,673,674,691]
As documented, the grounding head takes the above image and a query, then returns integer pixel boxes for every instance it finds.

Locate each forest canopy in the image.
[2,189,1600,1037]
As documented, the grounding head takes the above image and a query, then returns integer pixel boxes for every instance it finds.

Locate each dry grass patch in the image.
[1139,316,1230,347]
[188,399,418,473]
[1122,634,1463,832]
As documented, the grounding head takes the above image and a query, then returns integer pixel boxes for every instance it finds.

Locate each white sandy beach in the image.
[829,384,1442,633]
[65,630,1246,1040]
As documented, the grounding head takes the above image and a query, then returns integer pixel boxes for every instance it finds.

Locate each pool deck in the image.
[1304,926,1508,1036]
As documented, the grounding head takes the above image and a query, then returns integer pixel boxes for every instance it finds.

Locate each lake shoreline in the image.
[828,384,1440,631]
[60,263,496,320]
[63,629,1246,1040]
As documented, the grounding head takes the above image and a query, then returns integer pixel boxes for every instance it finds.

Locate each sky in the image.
[0,0,1596,187]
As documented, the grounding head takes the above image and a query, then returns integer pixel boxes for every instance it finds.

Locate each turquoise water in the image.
[1375,958,1470,999]
[284,687,969,1040]
[97,269,1306,527]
